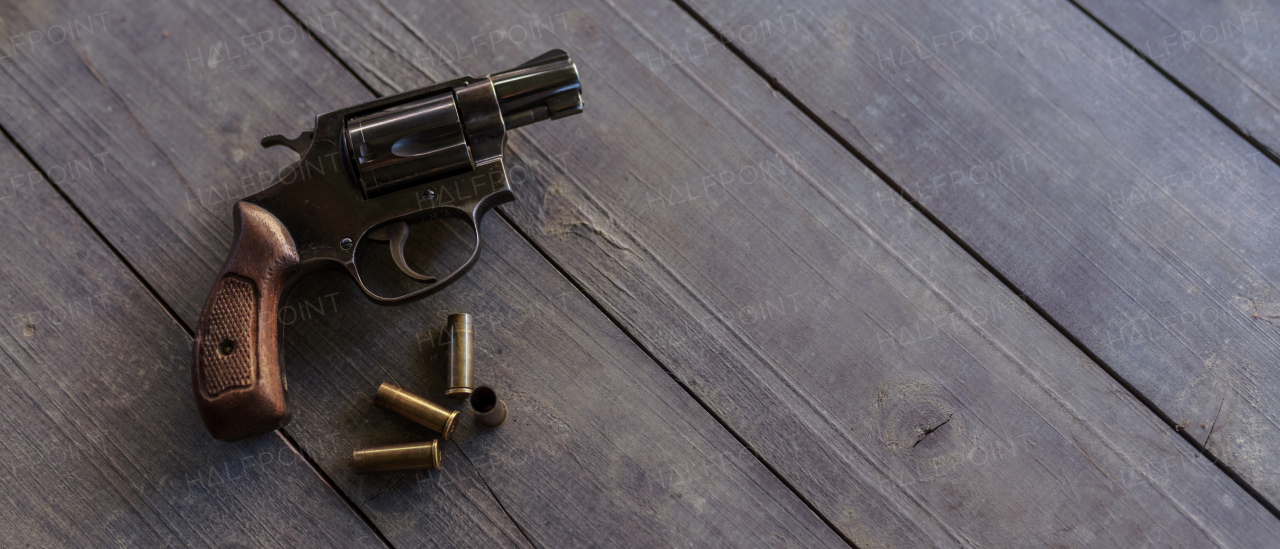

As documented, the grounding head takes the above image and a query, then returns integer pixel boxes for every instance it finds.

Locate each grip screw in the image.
[340,238,353,249]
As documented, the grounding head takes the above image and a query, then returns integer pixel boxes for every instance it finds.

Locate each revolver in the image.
[192,50,583,441]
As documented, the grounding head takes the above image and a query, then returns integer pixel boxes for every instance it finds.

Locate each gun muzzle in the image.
[490,49,583,130]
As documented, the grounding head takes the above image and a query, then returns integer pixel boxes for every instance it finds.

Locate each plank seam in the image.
[0,79,397,549]
[449,439,539,548]
[663,0,1280,522]
[277,430,395,549]
[259,1,530,546]
[1063,0,1280,168]
[271,2,861,545]
[490,210,860,549]
[0,125,193,338]
[491,203,862,545]
[270,0,381,97]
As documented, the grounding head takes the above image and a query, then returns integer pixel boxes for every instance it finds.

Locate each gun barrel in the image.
[490,49,583,130]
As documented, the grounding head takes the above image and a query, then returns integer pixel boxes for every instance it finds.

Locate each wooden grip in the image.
[193,202,300,441]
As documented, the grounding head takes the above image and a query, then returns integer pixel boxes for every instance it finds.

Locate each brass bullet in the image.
[470,386,507,429]
[376,383,459,439]
[352,440,441,473]
[445,313,474,399]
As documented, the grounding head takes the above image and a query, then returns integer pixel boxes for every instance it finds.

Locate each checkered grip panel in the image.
[198,276,257,395]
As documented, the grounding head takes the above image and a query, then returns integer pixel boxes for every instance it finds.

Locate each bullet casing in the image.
[445,313,474,399]
[470,386,508,429]
[376,383,459,439]
[352,440,441,473]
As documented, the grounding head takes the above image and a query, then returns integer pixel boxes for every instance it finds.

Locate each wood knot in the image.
[876,378,967,479]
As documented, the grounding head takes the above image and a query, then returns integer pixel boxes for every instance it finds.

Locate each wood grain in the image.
[273,0,1280,545]
[193,201,300,442]
[679,0,1280,510]
[1072,0,1280,157]
[0,0,845,545]
[0,125,383,546]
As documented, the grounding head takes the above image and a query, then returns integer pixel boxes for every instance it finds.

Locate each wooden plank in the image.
[0,134,383,545]
[272,0,1280,545]
[0,0,845,545]
[291,217,847,547]
[1072,0,1280,157]
[677,0,1280,508]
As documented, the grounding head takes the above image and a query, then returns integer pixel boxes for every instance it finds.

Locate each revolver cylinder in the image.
[344,49,582,199]
[347,93,475,198]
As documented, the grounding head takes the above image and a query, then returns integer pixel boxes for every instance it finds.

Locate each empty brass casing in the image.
[445,313,474,399]
[375,383,459,439]
[352,440,441,473]
[470,386,507,429]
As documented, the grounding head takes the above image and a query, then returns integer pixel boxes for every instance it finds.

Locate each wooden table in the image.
[3,0,1279,546]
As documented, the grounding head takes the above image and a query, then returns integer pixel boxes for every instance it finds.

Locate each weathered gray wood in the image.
[287,217,849,547]
[274,0,1280,545]
[0,0,845,545]
[679,0,1280,509]
[0,132,383,546]
[1073,0,1280,157]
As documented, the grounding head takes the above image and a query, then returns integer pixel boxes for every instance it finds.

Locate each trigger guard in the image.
[370,222,436,283]
[349,213,484,305]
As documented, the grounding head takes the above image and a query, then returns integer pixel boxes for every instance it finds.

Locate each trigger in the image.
[367,222,437,283]
[261,130,314,156]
